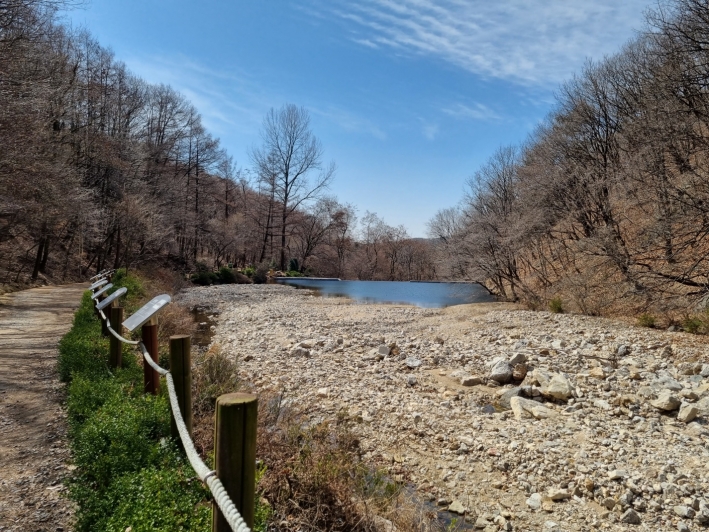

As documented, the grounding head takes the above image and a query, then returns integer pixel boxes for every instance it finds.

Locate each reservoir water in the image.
[274,278,494,308]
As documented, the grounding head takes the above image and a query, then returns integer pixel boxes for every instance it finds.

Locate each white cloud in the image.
[442,102,502,122]
[122,53,270,137]
[323,0,651,86]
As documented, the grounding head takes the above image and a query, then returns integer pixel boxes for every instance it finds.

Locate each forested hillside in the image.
[430,0,709,317]
[0,0,437,290]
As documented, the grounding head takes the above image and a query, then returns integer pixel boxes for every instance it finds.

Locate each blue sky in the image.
[66,0,654,237]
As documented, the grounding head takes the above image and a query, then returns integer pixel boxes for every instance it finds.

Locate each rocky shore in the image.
[177,284,709,532]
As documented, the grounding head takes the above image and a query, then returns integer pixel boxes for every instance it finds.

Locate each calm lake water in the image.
[274,278,494,308]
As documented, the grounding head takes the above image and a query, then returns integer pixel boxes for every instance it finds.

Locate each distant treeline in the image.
[430,0,709,315]
[0,0,437,288]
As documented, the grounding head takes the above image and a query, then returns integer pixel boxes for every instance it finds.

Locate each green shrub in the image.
[218,266,237,283]
[89,467,210,532]
[191,271,218,286]
[112,268,145,311]
[243,266,255,278]
[637,313,656,328]
[683,316,703,334]
[58,293,110,382]
[548,297,564,314]
[72,393,171,489]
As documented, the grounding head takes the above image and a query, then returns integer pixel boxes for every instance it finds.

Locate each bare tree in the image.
[250,104,335,271]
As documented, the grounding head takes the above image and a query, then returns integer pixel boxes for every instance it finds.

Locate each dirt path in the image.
[0,284,87,532]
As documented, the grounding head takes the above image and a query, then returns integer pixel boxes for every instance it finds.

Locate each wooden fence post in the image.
[142,319,159,395]
[109,306,123,368]
[212,393,258,532]
[169,335,192,440]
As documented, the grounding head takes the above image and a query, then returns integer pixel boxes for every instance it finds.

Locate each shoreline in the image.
[177,283,709,530]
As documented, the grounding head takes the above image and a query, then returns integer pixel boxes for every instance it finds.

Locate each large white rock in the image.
[541,374,574,401]
[651,390,681,411]
[677,402,699,423]
[510,396,557,420]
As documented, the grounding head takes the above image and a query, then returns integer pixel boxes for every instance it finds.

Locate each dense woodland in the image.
[0,0,437,288]
[430,0,709,315]
[5,0,709,316]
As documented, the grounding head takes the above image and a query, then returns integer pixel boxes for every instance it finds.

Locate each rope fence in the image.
[89,270,255,532]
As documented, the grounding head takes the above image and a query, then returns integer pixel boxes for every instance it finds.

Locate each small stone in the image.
[678,523,690,532]
[547,488,571,501]
[243,354,254,361]
[509,352,527,365]
[404,357,422,369]
[551,339,566,350]
[489,359,513,384]
[474,516,490,529]
[589,367,607,379]
[377,344,390,356]
[448,500,466,514]
[497,387,522,409]
[316,387,329,398]
[460,375,484,386]
[526,493,542,510]
[651,390,681,411]
[674,505,696,518]
[406,376,417,386]
[602,497,615,510]
[512,363,528,380]
[609,469,627,480]
[620,508,641,524]
[677,403,698,423]
[290,346,310,357]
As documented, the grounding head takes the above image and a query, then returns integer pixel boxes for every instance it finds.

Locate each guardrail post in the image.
[213,393,257,532]
[142,319,159,395]
[109,306,123,368]
[169,335,192,440]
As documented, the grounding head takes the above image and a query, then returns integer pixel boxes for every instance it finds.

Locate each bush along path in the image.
[58,277,213,531]
[0,284,86,532]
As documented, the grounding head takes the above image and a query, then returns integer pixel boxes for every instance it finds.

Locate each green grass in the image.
[59,277,211,531]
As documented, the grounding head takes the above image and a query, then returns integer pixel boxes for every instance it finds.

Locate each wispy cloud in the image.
[311,105,387,140]
[421,121,439,140]
[442,102,502,122]
[123,54,271,139]
[321,0,650,86]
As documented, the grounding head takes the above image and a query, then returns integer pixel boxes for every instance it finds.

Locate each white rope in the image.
[98,309,139,345]
[139,343,252,532]
[96,302,251,532]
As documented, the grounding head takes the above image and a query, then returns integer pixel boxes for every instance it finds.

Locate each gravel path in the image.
[0,284,86,532]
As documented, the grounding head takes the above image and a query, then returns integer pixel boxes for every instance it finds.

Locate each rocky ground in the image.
[178,284,709,532]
